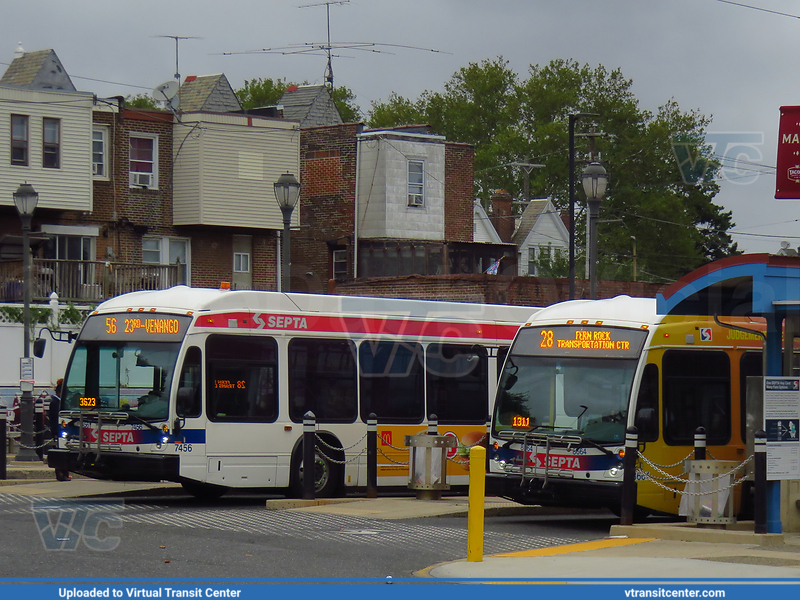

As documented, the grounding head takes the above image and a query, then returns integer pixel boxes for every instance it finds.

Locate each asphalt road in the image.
[0,491,622,579]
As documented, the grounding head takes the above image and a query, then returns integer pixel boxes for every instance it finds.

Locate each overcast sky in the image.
[3,0,798,254]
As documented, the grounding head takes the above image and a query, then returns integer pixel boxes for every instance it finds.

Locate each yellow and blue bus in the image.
[489,295,762,516]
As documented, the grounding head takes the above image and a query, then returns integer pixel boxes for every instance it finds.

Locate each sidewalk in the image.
[3,460,800,581]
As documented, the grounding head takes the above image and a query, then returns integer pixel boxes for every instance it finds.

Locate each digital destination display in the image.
[81,313,192,342]
[515,325,648,358]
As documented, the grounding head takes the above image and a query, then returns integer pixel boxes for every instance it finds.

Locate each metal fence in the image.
[0,259,180,303]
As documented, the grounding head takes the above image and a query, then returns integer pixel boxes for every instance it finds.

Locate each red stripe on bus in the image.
[195,312,520,340]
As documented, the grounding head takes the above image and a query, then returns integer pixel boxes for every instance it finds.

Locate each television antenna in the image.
[219,0,448,89]
[155,34,202,82]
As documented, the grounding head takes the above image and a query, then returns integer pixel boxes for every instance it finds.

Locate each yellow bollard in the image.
[467,445,485,562]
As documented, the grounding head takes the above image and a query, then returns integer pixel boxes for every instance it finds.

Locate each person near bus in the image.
[49,379,70,481]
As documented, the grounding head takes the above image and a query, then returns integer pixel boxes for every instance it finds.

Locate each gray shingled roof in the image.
[0,49,76,91]
[511,199,550,246]
[178,74,241,112]
[279,85,342,127]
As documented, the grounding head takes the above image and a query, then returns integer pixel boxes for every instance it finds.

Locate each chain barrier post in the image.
[0,411,6,480]
[620,426,638,526]
[367,412,378,499]
[303,411,316,500]
[755,429,767,534]
[427,414,438,436]
[485,417,491,473]
[467,445,486,562]
[694,426,706,461]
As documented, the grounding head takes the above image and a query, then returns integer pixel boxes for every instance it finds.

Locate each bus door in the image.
[202,334,280,487]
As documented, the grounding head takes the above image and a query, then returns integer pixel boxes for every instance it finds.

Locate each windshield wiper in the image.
[579,436,615,457]
[123,413,161,433]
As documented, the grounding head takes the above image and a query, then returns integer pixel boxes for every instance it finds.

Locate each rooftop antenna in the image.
[219,2,448,91]
[298,0,349,88]
[155,34,202,82]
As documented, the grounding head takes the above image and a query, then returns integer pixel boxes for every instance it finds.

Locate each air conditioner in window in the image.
[130,172,153,188]
[92,163,103,176]
[408,194,424,207]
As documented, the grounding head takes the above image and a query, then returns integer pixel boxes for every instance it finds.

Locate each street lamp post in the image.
[582,162,608,300]
[568,113,598,300]
[13,183,39,461]
[273,173,301,292]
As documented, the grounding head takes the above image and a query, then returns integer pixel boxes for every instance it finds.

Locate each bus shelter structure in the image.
[657,253,800,534]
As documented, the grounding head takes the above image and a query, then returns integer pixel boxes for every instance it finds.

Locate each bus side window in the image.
[425,343,487,424]
[359,340,424,424]
[206,334,278,422]
[177,346,202,418]
[288,338,357,423]
[663,350,731,446]
[635,363,659,442]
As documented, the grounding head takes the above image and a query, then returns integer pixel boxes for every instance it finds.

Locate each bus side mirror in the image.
[502,374,518,391]
[634,407,656,434]
[33,338,46,358]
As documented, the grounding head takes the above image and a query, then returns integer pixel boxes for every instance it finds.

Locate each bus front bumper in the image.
[47,448,180,482]
[486,472,623,510]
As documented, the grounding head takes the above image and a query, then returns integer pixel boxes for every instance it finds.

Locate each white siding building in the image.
[512,198,569,276]
[356,129,446,240]
[172,112,300,229]
[0,84,94,213]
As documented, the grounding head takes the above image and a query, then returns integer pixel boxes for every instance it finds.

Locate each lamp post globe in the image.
[13,182,39,461]
[582,163,608,300]
[273,173,301,292]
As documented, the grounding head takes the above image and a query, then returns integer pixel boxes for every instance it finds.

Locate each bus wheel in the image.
[181,480,228,500]
[291,449,339,498]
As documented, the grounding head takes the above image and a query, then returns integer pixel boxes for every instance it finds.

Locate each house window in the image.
[233,252,250,273]
[43,118,60,168]
[92,126,108,178]
[407,160,424,206]
[143,236,190,285]
[332,249,347,279]
[11,115,28,166]
[527,247,537,276]
[42,233,97,288]
[130,134,158,188]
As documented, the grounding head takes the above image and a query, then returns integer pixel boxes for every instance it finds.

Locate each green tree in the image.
[236,78,362,122]
[366,57,738,282]
[125,94,160,109]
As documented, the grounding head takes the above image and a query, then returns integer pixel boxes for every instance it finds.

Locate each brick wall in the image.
[330,275,665,306]
[444,142,474,242]
[291,123,361,293]
[490,190,514,243]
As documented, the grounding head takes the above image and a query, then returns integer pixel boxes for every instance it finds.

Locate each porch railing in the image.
[0,259,181,303]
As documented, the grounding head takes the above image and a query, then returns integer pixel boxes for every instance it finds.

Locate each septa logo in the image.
[699,327,712,342]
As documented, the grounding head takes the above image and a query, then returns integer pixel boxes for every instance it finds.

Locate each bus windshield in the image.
[62,341,182,421]
[494,325,647,444]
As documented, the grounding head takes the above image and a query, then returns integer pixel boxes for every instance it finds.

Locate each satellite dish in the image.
[152,80,179,102]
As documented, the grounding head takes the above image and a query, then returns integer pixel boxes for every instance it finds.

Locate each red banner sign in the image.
[776,106,800,199]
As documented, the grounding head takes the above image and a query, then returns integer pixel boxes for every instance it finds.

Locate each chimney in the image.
[490,190,514,243]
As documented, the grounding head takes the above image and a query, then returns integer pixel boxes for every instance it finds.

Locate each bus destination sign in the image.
[81,313,192,342]
[516,325,647,359]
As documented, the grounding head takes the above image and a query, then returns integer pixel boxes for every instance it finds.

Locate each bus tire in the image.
[181,480,228,500]
[290,447,339,499]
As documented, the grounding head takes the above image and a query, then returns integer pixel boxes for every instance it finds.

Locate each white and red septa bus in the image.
[47,286,536,498]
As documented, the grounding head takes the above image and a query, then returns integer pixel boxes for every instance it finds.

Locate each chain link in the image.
[315,445,366,465]
[637,455,753,497]
[377,447,409,466]
[314,432,366,452]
